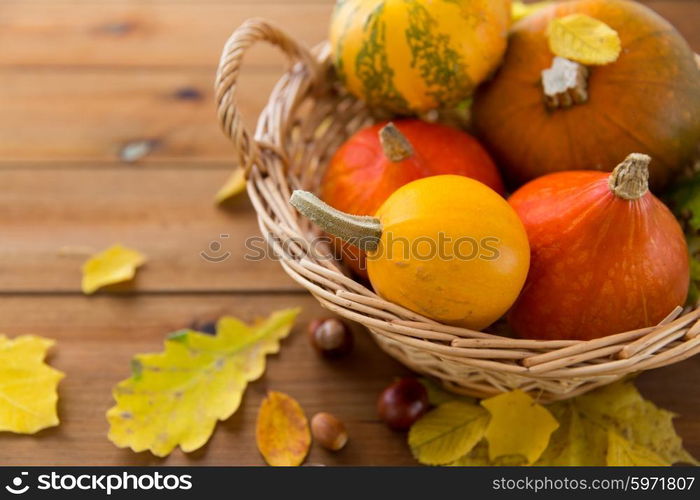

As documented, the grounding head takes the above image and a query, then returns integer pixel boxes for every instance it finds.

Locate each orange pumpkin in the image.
[321,119,504,278]
[508,153,689,341]
[472,0,700,190]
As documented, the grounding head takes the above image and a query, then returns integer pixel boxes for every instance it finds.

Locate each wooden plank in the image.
[0,294,415,466]
[0,167,300,292]
[0,293,696,465]
[0,3,332,69]
[0,1,695,71]
[0,69,268,162]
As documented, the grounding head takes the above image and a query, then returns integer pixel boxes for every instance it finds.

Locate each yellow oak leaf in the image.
[547,14,621,65]
[81,244,146,294]
[482,390,559,465]
[0,335,64,434]
[606,431,668,466]
[215,168,246,204]
[256,391,311,466]
[512,1,553,23]
[409,401,488,465]
[106,308,300,457]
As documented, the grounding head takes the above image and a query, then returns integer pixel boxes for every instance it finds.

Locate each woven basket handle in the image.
[215,18,320,176]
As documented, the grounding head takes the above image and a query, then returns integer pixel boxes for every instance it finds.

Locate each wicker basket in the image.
[215,18,700,402]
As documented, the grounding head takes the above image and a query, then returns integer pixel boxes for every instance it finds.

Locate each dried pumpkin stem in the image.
[608,153,651,200]
[290,191,382,251]
[542,57,589,110]
[379,122,414,162]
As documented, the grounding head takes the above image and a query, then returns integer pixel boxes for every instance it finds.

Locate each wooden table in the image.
[0,0,698,466]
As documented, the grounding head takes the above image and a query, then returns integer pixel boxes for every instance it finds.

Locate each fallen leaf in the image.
[0,335,64,434]
[574,382,698,465]
[419,378,474,406]
[606,431,668,466]
[534,401,608,466]
[215,168,247,204]
[547,14,621,65]
[450,441,527,466]
[106,308,300,457]
[409,401,488,465]
[256,391,311,466]
[431,382,696,467]
[512,1,553,23]
[481,390,559,464]
[81,244,146,294]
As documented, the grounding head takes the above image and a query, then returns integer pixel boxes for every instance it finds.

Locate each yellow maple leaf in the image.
[0,335,64,434]
[547,14,621,65]
[81,244,146,294]
[106,308,300,457]
[607,431,668,466]
[512,1,553,23]
[215,168,247,204]
[409,401,489,465]
[482,390,559,465]
[256,391,311,466]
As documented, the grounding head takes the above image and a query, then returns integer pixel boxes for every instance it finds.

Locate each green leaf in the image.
[107,308,300,457]
[409,401,488,465]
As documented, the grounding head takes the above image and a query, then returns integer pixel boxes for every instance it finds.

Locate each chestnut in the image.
[377,378,429,431]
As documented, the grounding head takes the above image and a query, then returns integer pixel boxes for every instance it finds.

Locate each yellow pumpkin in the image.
[291,175,530,330]
[329,0,512,114]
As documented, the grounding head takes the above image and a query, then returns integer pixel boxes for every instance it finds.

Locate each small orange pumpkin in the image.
[472,0,700,190]
[321,119,504,278]
[508,153,689,341]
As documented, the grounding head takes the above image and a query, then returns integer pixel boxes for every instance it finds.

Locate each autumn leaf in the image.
[256,391,311,466]
[482,390,559,464]
[419,378,474,407]
[606,431,668,466]
[215,168,247,204]
[511,1,553,23]
[81,244,146,294]
[436,382,697,467]
[0,335,64,434]
[665,175,700,305]
[547,14,621,65]
[107,308,300,457]
[409,402,488,465]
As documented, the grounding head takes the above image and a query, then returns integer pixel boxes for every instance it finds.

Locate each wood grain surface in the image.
[0,0,698,466]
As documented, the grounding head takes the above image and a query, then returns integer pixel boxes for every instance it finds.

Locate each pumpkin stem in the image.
[608,153,651,200]
[290,191,382,251]
[542,57,589,110]
[379,122,414,162]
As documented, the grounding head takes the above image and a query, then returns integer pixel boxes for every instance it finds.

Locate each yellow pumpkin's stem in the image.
[290,191,382,251]
[608,153,651,200]
[379,122,414,162]
[542,57,589,110]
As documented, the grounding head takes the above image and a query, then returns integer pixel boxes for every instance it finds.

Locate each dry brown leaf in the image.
[256,391,311,466]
